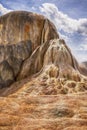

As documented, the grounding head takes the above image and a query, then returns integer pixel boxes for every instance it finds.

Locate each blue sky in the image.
[0,0,87,62]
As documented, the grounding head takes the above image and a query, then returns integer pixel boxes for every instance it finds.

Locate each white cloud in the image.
[0,3,12,15]
[79,38,87,51]
[59,32,69,42]
[31,6,36,11]
[74,51,87,62]
[39,3,87,35]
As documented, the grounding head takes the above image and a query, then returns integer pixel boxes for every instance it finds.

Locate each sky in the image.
[0,0,87,62]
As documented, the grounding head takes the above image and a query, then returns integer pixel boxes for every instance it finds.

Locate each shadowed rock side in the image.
[0,11,87,130]
[0,40,32,87]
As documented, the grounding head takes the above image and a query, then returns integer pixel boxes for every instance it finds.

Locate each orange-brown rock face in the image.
[0,11,87,130]
[0,11,58,49]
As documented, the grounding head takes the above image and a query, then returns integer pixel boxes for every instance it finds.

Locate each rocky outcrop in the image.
[0,11,86,88]
[0,11,59,87]
[0,11,87,130]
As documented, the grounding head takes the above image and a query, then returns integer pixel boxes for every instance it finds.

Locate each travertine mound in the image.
[17,39,86,81]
